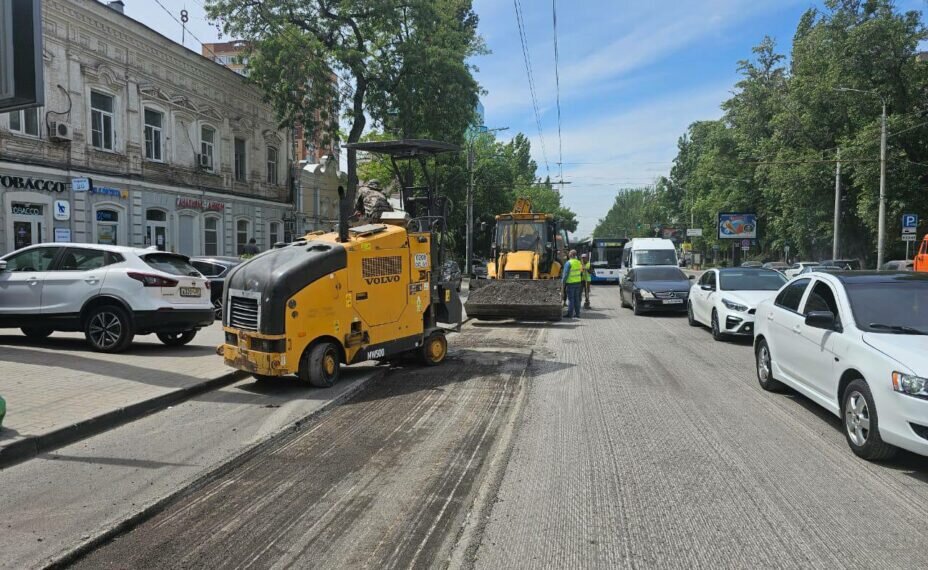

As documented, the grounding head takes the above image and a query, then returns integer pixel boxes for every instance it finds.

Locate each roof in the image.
[345,139,461,157]
[718,267,780,273]
[834,271,928,284]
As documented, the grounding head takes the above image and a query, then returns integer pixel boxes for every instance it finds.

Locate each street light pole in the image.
[833,148,841,260]
[878,101,887,269]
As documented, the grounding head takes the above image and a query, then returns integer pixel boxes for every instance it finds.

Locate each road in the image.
[70,286,928,568]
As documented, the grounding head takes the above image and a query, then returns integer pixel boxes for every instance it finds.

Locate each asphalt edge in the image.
[42,367,385,570]
[0,371,247,471]
[446,346,535,569]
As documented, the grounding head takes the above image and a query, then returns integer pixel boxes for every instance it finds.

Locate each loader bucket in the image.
[464,279,563,321]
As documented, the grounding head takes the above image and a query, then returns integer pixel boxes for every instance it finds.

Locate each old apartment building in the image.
[0,0,294,256]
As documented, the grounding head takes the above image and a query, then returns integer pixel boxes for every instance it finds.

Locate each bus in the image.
[577,237,628,283]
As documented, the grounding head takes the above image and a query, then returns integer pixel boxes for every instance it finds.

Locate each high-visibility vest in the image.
[582,261,592,282]
[565,258,583,284]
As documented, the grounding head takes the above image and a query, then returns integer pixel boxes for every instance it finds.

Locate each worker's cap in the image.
[581,253,589,258]
[366,179,381,190]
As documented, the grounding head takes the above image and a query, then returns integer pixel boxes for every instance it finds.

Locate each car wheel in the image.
[21,327,53,340]
[85,305,134,353]
[632,296,643,316]
[711,310,727,341]
[619,289,629,308]
[156,330,197,346]
[687,302,699,327]
[299,341,341,388]
[843,379,897,461]
[755,339,785,392]
[420,331,448,366]
[213,298,223,320]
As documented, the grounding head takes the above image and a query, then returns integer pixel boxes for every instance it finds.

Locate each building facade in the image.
[201,41,339,164]
[0,0,294,257]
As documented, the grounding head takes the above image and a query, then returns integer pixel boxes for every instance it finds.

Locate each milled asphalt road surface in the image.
[68,286,928,568]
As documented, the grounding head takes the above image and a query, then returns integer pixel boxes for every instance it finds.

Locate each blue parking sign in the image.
[903,213,918,228]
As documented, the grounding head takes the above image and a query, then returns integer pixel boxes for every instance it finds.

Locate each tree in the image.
[205,0,483,200]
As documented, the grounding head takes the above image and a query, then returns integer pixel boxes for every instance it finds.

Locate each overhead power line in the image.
[513,0,550,176]
[151,0,233,71]
[552,0,564,183]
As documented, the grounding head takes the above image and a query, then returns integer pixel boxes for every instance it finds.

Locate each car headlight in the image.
[638,289,654,299]
[892,372,928,399]
[722,299,748,312]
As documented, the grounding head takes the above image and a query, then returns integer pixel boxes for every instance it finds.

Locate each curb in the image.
[0,371,246,471]
[44,367,385,570]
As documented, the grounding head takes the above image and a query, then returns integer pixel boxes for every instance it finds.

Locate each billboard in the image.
[718,213,757,240]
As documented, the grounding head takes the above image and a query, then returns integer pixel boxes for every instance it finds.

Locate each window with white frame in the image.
[90,91,115,150]
[8,107,40,136]
[236,219,251,255]
[266,146,278,185]
[234,138,247,182]
[143,108,164,161]
[204,216,221,256]
[268,221,282,246]
[201,126,216,171]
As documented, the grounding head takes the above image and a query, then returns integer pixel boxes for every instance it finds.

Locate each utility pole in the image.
[877,101,888,269]
[833,148,841,260]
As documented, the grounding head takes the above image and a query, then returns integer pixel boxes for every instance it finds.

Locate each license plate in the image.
[180,287,201,297]
[662,299,683,304]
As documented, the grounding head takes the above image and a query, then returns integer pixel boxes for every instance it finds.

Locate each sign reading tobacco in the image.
[0,175,67,193]
[176,196,225,211]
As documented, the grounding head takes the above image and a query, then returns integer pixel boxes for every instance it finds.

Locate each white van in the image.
[620,238,678,279]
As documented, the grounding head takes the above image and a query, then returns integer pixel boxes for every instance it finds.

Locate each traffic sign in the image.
[903,233,917,242]
[71,177,91,192]
[741,239,750,248]
[903,213,918,228]
[686,228,703,237]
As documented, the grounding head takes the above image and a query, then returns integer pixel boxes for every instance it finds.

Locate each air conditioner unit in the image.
[197,153,212,170]
[49,121,73,142]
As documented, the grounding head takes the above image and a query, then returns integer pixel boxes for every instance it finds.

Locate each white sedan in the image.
[687,268,787,341]
[784,261,819,278]
[754,271,928,460]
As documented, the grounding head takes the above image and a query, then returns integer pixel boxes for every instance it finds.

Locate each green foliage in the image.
[595,0,928,265]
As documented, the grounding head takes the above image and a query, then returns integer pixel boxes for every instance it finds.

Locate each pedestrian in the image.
[562,249,583,318]
[353,179,393,224]
[581,253,592,309]
[242,238,260,256]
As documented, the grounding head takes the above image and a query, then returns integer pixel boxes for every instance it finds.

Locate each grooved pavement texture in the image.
[474,288,928,568]
[0,324,227,448]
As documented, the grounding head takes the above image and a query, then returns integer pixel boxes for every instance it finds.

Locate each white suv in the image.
[0,244,214,352]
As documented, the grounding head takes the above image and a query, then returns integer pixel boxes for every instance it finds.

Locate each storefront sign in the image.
[55,228,72,243]
[176,196,225,211]
[11,204,43,216]
[54,200,70,221]
[0,175,67,193]
[91,186,128,199]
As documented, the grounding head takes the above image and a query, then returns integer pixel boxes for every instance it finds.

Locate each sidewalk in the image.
[0,323,235,467]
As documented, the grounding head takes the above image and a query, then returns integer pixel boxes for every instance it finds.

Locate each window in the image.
[234,138,247,182]
[192,260,222,277]
[204,216,220,256]
[4,247,61,271]
[847,280,928,333]
[96,209,119,245]
[9,108,39,136]
[266,146,278,184]
[268,221,282,246]
[201,126,216,171]
[90,91,115,150]
[236,219,250,255]
[633,249,678,266]
[142,253,199,276]
[775,278,811,312]
[57,248,107,271]
[804,282,841,325]
[143,108,164,161]
[720,270,787,291]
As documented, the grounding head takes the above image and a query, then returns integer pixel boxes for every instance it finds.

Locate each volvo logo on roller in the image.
[365,275,401,286]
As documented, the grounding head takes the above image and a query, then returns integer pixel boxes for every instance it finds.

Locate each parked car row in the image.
[621,262,927,462]
[0,243,217,352]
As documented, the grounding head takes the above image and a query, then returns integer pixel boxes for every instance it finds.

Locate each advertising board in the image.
[718,213,757,240]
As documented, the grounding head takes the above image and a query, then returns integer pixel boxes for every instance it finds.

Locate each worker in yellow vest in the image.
[581,253,592,309]
[562,249,583,318]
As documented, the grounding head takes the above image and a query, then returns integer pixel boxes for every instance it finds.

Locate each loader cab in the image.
[492,216,563,277]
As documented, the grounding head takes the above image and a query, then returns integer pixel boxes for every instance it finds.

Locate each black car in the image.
[441,260,463,292]
[620,266,695,315]
[471,258,488,279]
[190,256,243,318]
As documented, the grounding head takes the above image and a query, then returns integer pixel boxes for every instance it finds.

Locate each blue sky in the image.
[126,0,927,238]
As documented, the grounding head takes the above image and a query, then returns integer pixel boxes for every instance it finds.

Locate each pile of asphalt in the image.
[465,280,562,306]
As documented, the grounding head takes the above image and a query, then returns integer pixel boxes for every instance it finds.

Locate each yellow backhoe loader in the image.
[464,198,569,321]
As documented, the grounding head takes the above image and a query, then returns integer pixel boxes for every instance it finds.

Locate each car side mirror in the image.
[688,275,696,280]
[701,284,714,291]
[805,310,836,331]
[0,260,6,271]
